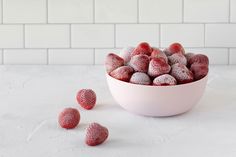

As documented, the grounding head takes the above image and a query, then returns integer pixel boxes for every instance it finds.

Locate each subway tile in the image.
[161,24,204,47]
[95,0,137,23]
[95,48,121,64]
[25,25,70,48]
[3,49,47,64]
[0,50,2,64]
[3,0,46,23]
[184,0,229,23]
[71,24,114,48]
[229,48,236,64]
[185,48,228,65]
[48,49,93,64]
[139,0,182,23]
[205,24,236,47]
[0,25,23,48]
[230,0,236,22]
[48,0,93,23]
[116,24,159,48]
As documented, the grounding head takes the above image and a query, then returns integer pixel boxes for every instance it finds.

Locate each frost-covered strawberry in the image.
[110,66,134,82]
[168,53,187,65]
[119,46,134,64]
[105,53,124,73]
[148,58,171,78]
[190,63,209,80]
[170,63,194,84]
[151,48,168,63]
[85,123,109,146]
[58,108,80,129]
[189,54,209,65]
[164,43,185,56]
[130,72,151,85]
[153,74,177,86]
[131,42,152,57]
[77,89,96,110]
[129,54,149,73]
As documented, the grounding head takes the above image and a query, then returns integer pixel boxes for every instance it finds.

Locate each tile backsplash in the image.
[0,0,236,65]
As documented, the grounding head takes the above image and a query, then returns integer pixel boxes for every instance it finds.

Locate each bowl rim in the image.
[106,72,208,88]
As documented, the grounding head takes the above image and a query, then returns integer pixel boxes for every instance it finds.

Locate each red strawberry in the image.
[130,72,151,85]
[110,66,134,82]
[189,54,209,65]
[190,63,209,80]
[164,43,185,56]
[148,58,171,78]
[170,63,194,84]
[185,53,195,67]
[85,123,109,146]
[119,46,134,64]
[150,48,168,63]
[129,54,149,73]
[131,42,152,57]
[168,53,187,65]
[77,89,96,110]
[58,108,80,129]
[153,74,177,86]
[105,53,124,73]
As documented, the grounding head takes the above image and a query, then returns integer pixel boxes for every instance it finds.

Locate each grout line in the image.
[23,24,25,48]
[93,48,95,65]
[0,47,235,49]
[46,48,49,65]
[203,24,206,47]
[114,24,116,48]
[228,48,230,65]
[0,22,236,25]
[137,0,139,23]
[159,24,161,47]
[229,0,231,23]
[93,0,95,23]
[2,49,4,64]
[182,0,184,23]
[46,0,48,23]
[1,49,3,64]
[69,24,72,48]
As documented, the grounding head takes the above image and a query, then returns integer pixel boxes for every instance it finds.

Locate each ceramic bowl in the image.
[106,74,208,117]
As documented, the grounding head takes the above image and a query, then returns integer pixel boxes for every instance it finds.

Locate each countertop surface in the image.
[0,65,236,157]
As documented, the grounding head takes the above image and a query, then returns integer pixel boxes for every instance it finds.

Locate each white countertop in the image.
[0,65,236,157]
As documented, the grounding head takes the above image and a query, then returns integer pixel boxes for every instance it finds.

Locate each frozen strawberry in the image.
[105,53,124,73]
[131,42,152,57]
[185,53,195,62]
[190,63,209,80]
[148,58,171,78]
[153,74,177,86]
[168,53,187,65]
[130,72,151,85]
[129,54,149,73]
[189,54,209,65]
[110,66,134,82]
[119,47,134,64]
[164,43,185,56]
[58,108,80,129]
[85,122,109,146]
[151,48,168,63]
[77,89,96,110]
[170,63,194,84]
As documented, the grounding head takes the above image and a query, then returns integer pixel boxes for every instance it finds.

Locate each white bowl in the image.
[106,74,208,117]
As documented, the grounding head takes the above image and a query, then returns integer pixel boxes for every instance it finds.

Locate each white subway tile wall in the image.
[0,0,235,65]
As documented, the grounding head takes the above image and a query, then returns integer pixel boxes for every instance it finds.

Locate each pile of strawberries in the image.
[58,89,109,146]
[105,42,209,86]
